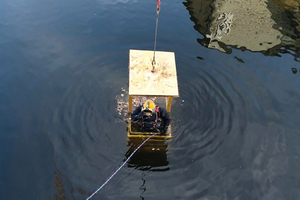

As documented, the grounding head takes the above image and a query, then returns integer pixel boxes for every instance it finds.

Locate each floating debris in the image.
[234,56,245,63]
[292,68,297,74]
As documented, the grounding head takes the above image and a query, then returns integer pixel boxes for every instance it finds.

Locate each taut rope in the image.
[86,133,158,200]
[152,0,161,72]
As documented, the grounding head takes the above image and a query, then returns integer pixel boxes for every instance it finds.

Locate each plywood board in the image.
[129,49,179,97]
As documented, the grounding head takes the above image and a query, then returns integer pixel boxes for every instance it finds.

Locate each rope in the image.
[86,132,159,200]
[152,0,161,72]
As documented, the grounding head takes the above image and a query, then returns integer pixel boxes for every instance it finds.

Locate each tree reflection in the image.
[183,0,300,61]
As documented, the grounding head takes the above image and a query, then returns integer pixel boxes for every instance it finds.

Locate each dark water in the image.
[1,0,300,199]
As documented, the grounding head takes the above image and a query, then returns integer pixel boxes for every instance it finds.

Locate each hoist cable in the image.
[152,0,161,72]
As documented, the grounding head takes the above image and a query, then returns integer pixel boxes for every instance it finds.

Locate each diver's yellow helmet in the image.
[142,100,156,112]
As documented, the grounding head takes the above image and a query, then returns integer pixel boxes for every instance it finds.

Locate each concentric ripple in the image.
[170,58,248,166]
[43,51,130,197]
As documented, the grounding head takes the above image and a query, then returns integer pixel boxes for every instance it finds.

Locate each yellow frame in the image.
[127,95,172,139]
[128,50,179,139]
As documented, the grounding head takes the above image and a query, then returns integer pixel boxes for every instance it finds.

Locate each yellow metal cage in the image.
[128,49,179,139]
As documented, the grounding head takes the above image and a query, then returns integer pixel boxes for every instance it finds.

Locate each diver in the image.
[131,99,170,135]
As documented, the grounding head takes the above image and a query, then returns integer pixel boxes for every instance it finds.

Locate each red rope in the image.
[156,0,161,11]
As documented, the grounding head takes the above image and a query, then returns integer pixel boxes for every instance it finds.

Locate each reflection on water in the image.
[46,135,76,200]
[126,137,170,171]
[2,0,300,199]
[184,0,300,61]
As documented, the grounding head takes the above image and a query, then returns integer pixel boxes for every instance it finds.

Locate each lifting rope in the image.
[86,2,162,199]
[86,132,159,200]
[152,0,161,72]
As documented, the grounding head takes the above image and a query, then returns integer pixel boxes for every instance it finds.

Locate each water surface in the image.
[1,0,300,199]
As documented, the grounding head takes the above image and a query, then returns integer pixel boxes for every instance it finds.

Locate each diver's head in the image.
[142,100,156,114]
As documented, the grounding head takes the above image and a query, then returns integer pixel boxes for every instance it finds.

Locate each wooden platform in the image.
[129,49,179,97]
